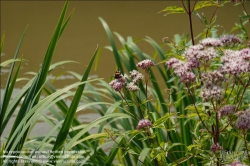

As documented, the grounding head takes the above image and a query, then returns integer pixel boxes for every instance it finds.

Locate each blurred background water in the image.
[1,1,250,137]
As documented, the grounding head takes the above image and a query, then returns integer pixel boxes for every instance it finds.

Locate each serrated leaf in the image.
[153,113,176,127]
[194,1,217,11]
[159,6,186,16]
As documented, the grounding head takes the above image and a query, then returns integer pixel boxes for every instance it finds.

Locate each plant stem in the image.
[243,130,250,162]
[145,130,159,166]
[239,0,250,22]
[236,77,250,112]
[187,0,195,45]
[107,130,147,166]
[118,91,139,121]
[205,5,218,37]
[187,88,213,134]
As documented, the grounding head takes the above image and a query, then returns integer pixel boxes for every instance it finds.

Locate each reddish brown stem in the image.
[187,0,195,45]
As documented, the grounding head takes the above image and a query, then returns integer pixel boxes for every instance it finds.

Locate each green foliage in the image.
[1,0,250,166]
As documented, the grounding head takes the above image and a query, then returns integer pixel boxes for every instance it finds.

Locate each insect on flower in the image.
[114,69,122,79]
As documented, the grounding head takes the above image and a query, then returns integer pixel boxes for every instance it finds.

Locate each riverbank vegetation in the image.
[1,0,250,165]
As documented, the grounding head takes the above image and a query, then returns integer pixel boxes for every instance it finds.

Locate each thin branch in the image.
[187,0,195,45]
[118,90,139,121]
[187,87,213,134]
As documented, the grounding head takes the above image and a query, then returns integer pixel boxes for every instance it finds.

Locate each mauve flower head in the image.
[165,58,196,84]
[186,59,200,69]
[200,38,223,47]
[230,161,247,166]
[165,58,181,69]
[198,47,218,61]
[136,59,155,70]
[126,82,140,92]
[136,119,152,130]
[185,44,218,63]
[109,76,126,91]
[221,49,250,75]
[130,70,144,83]
[235,109,250,130]
[210,143,222,153]
[200,86,224,101]
[180,72,196,83]
[239,48,250,60]
[184,44,204,60]
[201,71,225,87]
[220,105,235,117]
[220,35,242,46]
[174,64,189,77]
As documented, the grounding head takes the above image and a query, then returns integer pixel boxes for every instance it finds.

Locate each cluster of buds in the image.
[110,59,154,92]
[200,86,224,101]
[109,76,126,91]
[166,58,196,84]
[184,44,217,63]
[219,35,242,46]
[210,143,222,153]
[136,119,152,130]
[200,38,223,47]
[221,49,250,75]
[200,71,225,101]
[136,59,155,70]
[219,105,235,118]
[229,161,247,166]
[235,108,250,130]
[201,71,225,87]
[129,70,144,83]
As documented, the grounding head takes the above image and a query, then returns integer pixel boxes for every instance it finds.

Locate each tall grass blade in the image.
[5,1,71,163]
[48,46,99,164]
[99,17,123,72]
[0,26,28,136]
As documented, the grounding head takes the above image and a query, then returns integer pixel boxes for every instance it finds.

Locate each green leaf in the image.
[153,113,176,127]
[194,1,217,11]
[69,133,108,149]
[0,25,28,141]
[48,60,79,72]
[49,46,99,164]
[99,17,123,72]
[0,58,25,68]
[159,6,186,16]
[239,15,250,20]
[137,148,151,166]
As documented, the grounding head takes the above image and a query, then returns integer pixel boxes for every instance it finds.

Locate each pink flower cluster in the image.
[220,35,242,46]
[130,70,144,83]
[235,109,250,130]
[200,86,224,101]
[221,49,250,75]
[109,76,126,91]
[210,143,222,153]
[136,119,152,130]
[166,58,196,83]
[126,82,139,92]
[201,71,225,87]
[200,71,225,101]
[184,44,217,63]
[219,105,235,117]
[200,38,223,47]
[136,59,155,70]
[230,161,247,166]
